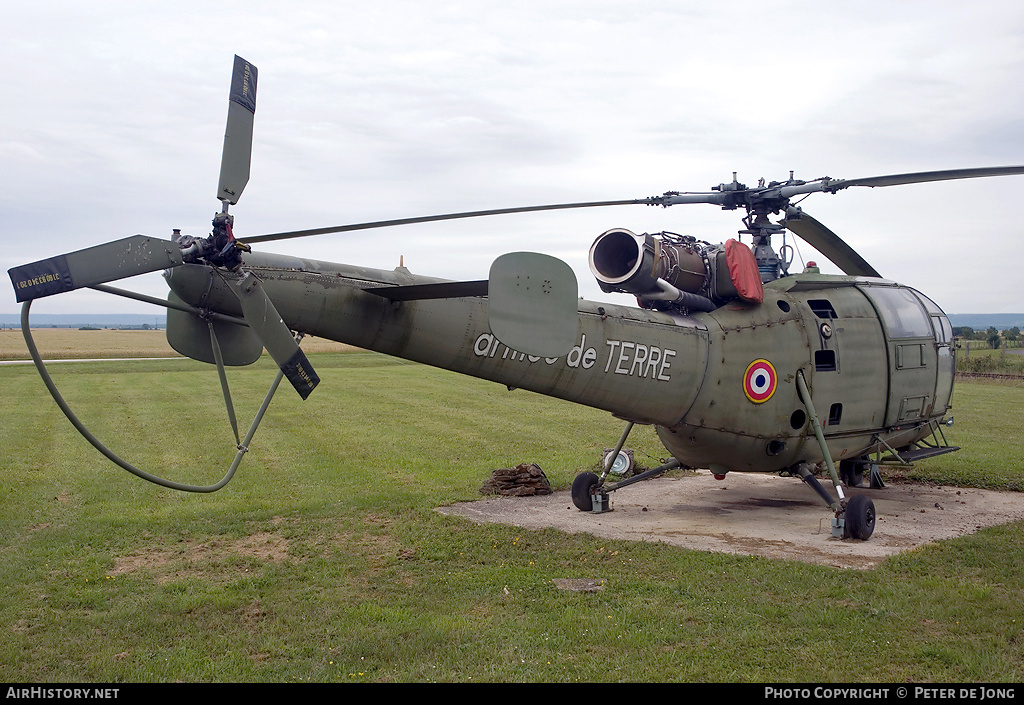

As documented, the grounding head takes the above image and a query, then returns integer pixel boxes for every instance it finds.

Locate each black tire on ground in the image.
[845,494,876,540]
[571,472,600,512]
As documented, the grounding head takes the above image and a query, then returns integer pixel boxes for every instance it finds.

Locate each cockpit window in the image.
[862,286,933,338]
[911,290,953,343]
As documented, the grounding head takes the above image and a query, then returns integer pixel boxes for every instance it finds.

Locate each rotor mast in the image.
[655,170,807,282]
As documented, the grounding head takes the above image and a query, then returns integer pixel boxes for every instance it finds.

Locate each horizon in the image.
[3,311,1023,332]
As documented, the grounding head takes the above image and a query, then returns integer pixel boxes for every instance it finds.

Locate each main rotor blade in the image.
[9,235,183,302]
[241,199,653,245]
[777,165,1024,198]
[229,271,319,399]
[783,207,880,278]
[217,55,258,205]
[829,165,1024,190]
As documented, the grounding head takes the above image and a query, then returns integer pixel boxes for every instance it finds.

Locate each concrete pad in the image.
[437,470,1024,569]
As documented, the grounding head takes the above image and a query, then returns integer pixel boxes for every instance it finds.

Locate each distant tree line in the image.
[953,326,1021,349]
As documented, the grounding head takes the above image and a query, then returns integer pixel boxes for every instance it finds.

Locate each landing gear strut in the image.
[795,464,876,540]
[571,459,682,513]
[795,370,876,540]
[571,421,681,513]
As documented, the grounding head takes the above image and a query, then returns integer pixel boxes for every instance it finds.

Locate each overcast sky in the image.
[3,0,1023,316]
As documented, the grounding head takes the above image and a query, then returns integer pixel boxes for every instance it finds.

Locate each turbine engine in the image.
[588,228,762,312]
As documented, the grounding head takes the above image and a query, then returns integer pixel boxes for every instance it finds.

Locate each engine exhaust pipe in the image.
[588,228,709,297]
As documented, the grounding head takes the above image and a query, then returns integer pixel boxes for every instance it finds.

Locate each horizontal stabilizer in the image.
[363,280,488,301]
[9,235,183,302]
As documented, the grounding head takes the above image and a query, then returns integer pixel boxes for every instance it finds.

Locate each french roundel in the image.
[743,359,777,403]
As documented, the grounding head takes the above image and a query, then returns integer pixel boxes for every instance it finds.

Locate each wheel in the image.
[849,465,864,487]
[844,494,876,540]
[839,459,864,487]
[571,472,600,511]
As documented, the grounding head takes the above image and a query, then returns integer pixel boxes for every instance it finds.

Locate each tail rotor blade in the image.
[217,56,258,205]
[9,235,183,302]
[230,272,319,399]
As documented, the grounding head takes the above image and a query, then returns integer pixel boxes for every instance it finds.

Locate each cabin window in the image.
[930,316,952,343]
[862,286,933,338]
[913,290,953,343]
[828,403,843,426]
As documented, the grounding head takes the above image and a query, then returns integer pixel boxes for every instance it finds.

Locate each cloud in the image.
[3,1,1024,314]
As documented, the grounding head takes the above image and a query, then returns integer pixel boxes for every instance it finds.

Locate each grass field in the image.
[0,328,356,359]
[956,344,1024,376]
[1,331,1022,682]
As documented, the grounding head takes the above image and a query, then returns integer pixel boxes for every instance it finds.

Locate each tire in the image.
[849,465,864,487]
[839,459,864,487]
[845,494,876,540]
[571,472,600,512]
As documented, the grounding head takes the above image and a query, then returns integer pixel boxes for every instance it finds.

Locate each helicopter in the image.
[10,56,1024,541]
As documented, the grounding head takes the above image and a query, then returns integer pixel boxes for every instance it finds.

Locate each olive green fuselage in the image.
[166,252,954,474]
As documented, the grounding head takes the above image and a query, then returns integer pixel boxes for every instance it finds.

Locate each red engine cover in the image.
[725,239,764,303]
